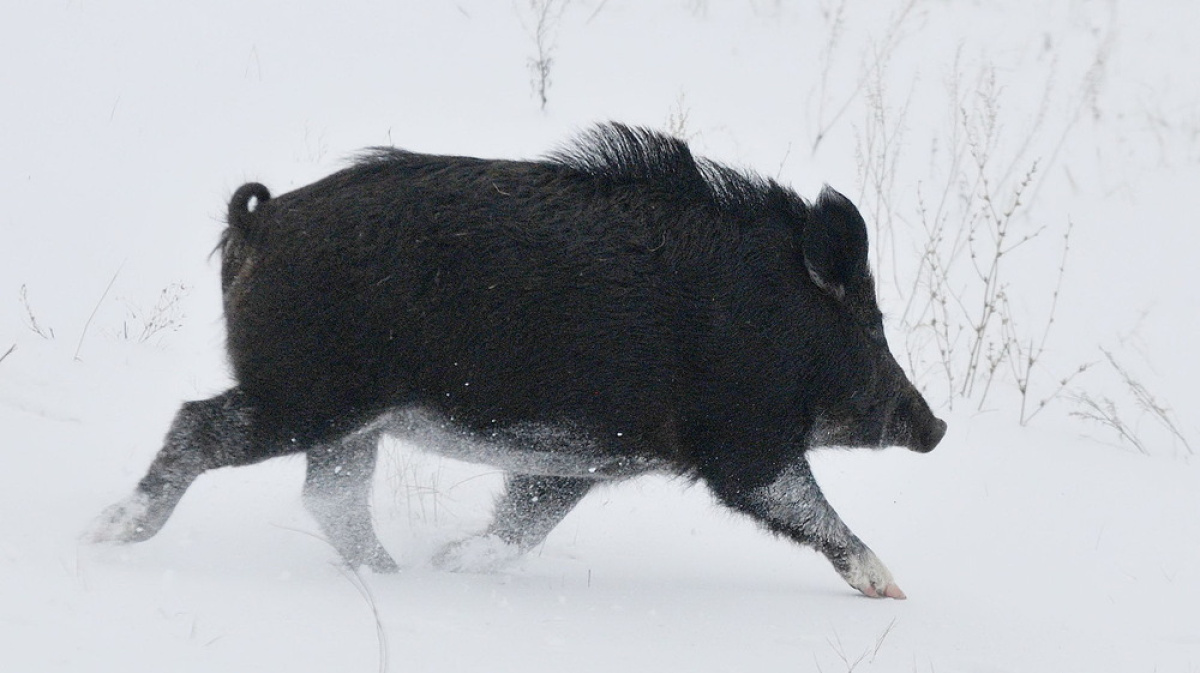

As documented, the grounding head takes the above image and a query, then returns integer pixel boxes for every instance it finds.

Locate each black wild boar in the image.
[91,123,946,599]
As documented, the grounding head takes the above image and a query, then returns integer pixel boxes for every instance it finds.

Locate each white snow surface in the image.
[3,1,1199,671]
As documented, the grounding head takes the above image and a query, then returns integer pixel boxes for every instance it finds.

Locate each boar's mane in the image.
[544,123,779,214]
[350,124,804,229]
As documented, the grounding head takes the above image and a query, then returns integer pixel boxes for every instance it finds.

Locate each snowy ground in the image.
[2,1,1198,671]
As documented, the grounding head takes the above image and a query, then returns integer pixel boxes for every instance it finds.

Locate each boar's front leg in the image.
[435,475,595,572]
[717,456,905,599]
[303,430,398,573]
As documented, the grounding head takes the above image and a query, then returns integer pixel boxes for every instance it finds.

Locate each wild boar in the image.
[91,123,946,599]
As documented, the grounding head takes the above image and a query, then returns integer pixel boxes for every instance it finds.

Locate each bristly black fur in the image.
[358,123,777,215]
[544,123,774,212]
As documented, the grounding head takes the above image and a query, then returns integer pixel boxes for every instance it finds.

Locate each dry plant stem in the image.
[870,618,898,663]
[856,54,914,284]
[898,62,991,407]
[526,0,566,112]
[906,186,959,402]
[1071,352,1194,457]
[665,93,693,140]
[1012,220,1077,424]
[0,343,15,366]
[584,0,609,23]
[334,565,389,673]
[869,18,1103,426]
[74,262,124,361]
[959,158,1041,402]
[1102,349,1194,456]
[1023,362,1093,425]
[810,0,848,154]
[1027,25,1115,206]
[825,629,869,673]
[128,282,189,343]
[383,446,444,528]
[774,141,794,181]
[900,53,972,327]
[1070,392,1150,455]
[818,618,896,673]
[274,524,388,672]
[811,0,916,155]
[896,72,1059,419]
[19,284,54,339]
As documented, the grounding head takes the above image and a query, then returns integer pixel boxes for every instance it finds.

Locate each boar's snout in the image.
[916,417,947,453]
[885,389,947,454]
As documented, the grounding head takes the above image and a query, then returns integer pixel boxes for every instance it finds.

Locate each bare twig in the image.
[1070,391,1149,455]
[1021,362,1093,426]
[74,262,124,361]
[870,618,898,663]
[1012,219,1077,424]
[665,93,693,141]
[124,282,190,344]
[811,0,916,154]
[584,0,609,23]
[826,629,869,673]
[19,285,54,339]
[856,52,914,283]
[334,565,389,673]
[275,524,390,673]
[524,0,568,111]
[1102,349,1193,456]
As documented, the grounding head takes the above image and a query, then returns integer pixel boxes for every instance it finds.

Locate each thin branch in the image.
[1070,391,1149,455]
[74,262,125,361]
[334,565,389,673]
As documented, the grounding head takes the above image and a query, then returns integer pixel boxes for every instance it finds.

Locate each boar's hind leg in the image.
[488,475,595,550]
[303,430,398,572]
[716,457,906,599]
[89,389,264,544]
[435,475,594,572]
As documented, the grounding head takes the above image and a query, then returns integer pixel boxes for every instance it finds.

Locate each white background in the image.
[2,1,1197,671]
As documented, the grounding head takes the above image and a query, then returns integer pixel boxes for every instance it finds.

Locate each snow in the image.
[3,1,1199,671]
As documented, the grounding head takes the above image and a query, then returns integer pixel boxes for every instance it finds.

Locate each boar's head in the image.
[796,187,946,453]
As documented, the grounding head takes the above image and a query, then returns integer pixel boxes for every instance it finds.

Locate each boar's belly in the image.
[377,407,665,479]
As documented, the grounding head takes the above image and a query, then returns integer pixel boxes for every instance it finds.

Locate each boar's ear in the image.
[802,186,870,301]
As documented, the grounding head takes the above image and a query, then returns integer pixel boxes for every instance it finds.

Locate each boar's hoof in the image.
[87,492,167,544]
[355,549,400,574]
[433,534,521,573]
[373,558,401,573]
[843,549,906,600]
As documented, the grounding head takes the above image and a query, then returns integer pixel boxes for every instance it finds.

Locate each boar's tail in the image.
[216,182,271,295]
[227,182,271,234]
[216,182,270,256]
